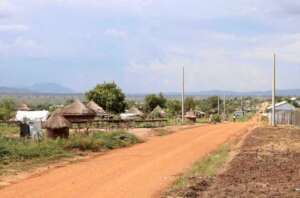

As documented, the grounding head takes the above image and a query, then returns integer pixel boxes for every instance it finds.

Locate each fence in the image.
[70,119,168,132]
[269,109,300,127]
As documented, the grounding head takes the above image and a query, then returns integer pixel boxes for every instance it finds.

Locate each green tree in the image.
[166,100,181,116]
[125,100,137,109]
[0,98,16,121]
[184,97,196,111]
[86,82,126,113]
[144,93,167,112]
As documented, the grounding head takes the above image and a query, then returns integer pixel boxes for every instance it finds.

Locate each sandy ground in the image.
[170,126,300,197]
[0,122,253,198]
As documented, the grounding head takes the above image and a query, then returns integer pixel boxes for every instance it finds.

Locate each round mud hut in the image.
[18,103,31,111]
[86,100,107,118]
[61,100,96,123]
[44,110,71,139]
[185,109,197,122]
[149,105,166,119]
[127,106,144,117]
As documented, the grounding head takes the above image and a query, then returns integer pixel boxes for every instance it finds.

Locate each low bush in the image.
[0,135,70,164]
[210,114,221,123]
[0,131,140,169]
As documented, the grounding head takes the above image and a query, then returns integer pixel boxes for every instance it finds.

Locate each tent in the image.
[15,110,49,122]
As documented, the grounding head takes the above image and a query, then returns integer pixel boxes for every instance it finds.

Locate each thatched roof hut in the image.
[149,105,166,118]
[44,110,71,139]
[18,103,31,111]
[61,100,96,123]
[127,106,144,117]
[44,110,71,129]
[86,101,106,117]
[185,109,197,122]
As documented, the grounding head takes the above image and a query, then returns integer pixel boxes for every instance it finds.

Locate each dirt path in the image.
[0,122,253,198]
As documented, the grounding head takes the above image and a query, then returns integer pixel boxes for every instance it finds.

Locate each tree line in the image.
[0,82,261,121]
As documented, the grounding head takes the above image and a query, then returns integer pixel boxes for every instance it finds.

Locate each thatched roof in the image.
[61,100,96,116]
[44,110,71,129]
[185,109,196,118]
[152,105,165,114]
[86,101,106,115]
[18,103,30,111]
[149,105,166,118]
[127,106,144,116]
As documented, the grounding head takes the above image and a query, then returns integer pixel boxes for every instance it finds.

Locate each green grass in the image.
[172,144,231,190]
[0,125,19,137]
[65,131,141,151]
[0,131,141,174]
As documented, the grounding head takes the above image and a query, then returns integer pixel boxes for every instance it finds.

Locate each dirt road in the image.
[0,122,252,198]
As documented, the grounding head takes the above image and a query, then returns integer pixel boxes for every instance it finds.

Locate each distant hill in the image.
[182,89,300,97]
[29,83,74,94]
[0,87,31,94]
[127,89,300,100]
[1,85,300,97]
[0,83,74,94]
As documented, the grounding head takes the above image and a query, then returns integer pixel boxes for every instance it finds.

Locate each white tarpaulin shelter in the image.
[16,110,49,122]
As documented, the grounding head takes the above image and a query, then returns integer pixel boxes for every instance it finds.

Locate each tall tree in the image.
[166,100,181,116]
[144,93,167,112]
[184,97,196,111]
[0,98,16,121]
[86,82,126,113]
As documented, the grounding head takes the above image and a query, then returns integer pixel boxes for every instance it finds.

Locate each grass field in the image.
[0,126,141,176]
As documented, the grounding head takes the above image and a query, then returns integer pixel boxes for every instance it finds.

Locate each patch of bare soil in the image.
[169,127,300,198]
[0,123,250,198]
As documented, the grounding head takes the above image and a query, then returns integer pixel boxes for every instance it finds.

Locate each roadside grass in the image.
[152,128,174,136]
[0,125,19,137]
[171,144,231,191]
[0,131,141,175]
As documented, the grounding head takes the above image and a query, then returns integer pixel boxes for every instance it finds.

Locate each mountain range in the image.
[0,83,74,94]
[0,84,300,96]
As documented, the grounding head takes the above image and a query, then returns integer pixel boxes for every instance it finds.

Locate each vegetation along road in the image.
[0,122,254,198]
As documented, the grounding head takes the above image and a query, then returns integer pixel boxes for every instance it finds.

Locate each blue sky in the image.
[0,0,300,93]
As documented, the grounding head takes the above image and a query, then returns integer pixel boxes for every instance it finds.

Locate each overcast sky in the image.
[0,0,299,93]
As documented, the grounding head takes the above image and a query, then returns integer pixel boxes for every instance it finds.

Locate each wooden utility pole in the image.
[223,95,226,120]
[272,53,276,127]
[181,67,185,123]
[218,96,220,115]
[241,96,243,110]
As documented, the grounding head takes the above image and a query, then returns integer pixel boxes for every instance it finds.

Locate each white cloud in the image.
[0,0,17,18]
[0,24,28,32]
[0,37,47,58]
[104,28,128,40]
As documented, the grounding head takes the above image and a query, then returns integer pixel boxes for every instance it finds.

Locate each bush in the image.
[0,131,141,171]
[65,131,140,151]
[0,135,69,162]
[93,131,141,149]
[64,135,104,152]
[210,114,221,123]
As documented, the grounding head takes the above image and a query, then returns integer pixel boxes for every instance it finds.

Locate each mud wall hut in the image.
[86,101,107,118]
[61,100,96,123]
[44,111,71,139]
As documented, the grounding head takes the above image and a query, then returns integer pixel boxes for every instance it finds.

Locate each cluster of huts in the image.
[14,100,173,139]
[15,100,107,139]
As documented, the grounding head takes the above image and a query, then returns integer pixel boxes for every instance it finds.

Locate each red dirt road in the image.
[0,123,252,198]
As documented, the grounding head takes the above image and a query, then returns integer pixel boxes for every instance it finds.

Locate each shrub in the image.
[93,131,141,149]
[211,114,221,123]
[64,135,104,152]
[0,135,70,162]
[65,131,140,151]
